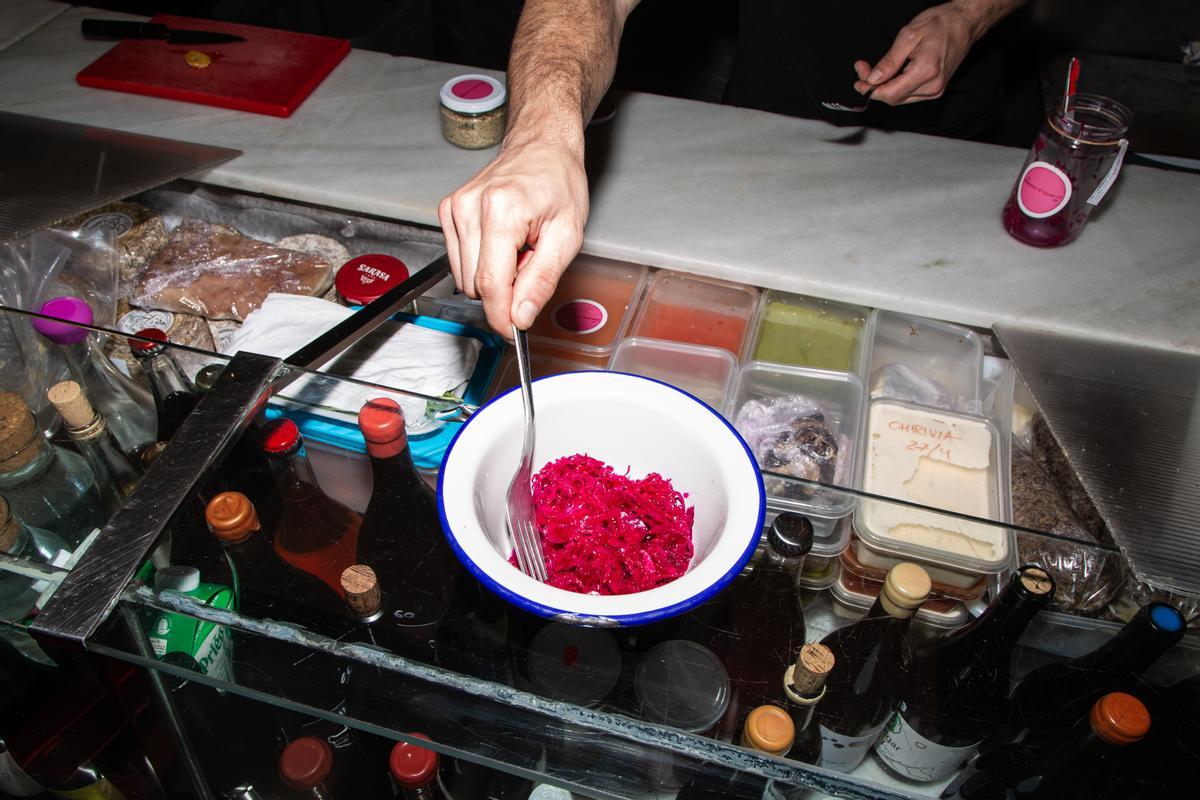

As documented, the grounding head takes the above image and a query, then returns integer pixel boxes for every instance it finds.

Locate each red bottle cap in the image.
[279,736,333,789]
[1090,692,1151,746]
[128,327,169,354]
[334,254,410,305]
[389,733,438,789]
[358,397,407,459]
[261,418,302,458]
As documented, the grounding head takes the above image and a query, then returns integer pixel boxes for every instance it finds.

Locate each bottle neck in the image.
[948,579,1049,658]
[143,351,194,400]
[0,433,54,485]
[0,505,31,556]
[272,448,320,494]
[1078,606,1180,673]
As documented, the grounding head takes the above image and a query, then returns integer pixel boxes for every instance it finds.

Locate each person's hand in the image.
[851,1,982,105]
[438,136,589,335]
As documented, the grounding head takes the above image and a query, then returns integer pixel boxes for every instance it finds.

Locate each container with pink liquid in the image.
[1001,93,1131,247]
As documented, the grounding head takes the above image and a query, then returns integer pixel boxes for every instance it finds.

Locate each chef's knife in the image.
[81,19,247,45]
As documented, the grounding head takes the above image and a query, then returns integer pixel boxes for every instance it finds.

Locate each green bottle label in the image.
[147,582,235,683]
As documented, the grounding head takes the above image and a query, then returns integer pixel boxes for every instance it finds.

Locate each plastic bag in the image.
[873,363,959,410]
[734,395,850,501]
[131,219,335,321]
[1029,413,1112,545]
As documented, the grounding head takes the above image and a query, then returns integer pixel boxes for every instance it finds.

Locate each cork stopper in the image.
[0,497,19,552]
[790,643,834,696]
[1090,692,1151,746]
[0,392,41,473]
[880,562,932,619]
[740,705,795,755]
[47,380,105,440]
[341,564,382,617]
[205,491,260,544]
[1018,565,1054,597]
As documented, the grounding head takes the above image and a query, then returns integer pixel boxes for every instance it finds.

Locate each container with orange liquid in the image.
[629,270,759,357]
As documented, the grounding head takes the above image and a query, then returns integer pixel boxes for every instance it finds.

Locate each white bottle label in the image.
[0,749,45,796]
[817,721,887,772]
[1087,139,1129,206]
[874,711,978,782]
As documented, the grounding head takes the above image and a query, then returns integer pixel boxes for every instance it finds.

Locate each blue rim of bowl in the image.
[437,370,767,626]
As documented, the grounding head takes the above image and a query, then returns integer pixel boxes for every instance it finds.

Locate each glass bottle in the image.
[813,562,931,772]
[388,734,442,800]
[194,361,274,512]
[875,566,1056,783]
[782,642,835,764]
[260,418,361,597]
[1,496,70,625]
[0,391,107,547]
[128,327,198,449]
[355,398,458,662]
[32,296,156,457]
[278,737,334,800]
[1001,94,1132,248]
[46,379,142,515]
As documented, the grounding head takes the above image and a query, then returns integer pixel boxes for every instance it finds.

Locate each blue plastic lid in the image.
[1149,603,1184,633]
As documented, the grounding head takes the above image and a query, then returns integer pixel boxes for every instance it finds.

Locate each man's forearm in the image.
[504,0,639,154]
[953,0,1026,42]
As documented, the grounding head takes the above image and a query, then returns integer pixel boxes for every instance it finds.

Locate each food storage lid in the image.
[528,623,621,708]
[1089,693,1151,745]
[154,565,201,593]
[865,309,983,414]
[855,398,1011,574]
[440,74,506,114]
[335,254,410,305]
[528,785,573,800]
[205,491,261,544]
[744,290,870,376]
[729,362,865,519]
[629,270,759,356]
[608,337,737,412]
[260,418,302,458]
[528,256,648,355]
[128,327,169,355]
[831,565,968,630]
[389,733,439,788]
[278,737,333,789]
[635,640,730,733]
[741,705,795,755]
[844,537,989,601]
[33,296,93,345]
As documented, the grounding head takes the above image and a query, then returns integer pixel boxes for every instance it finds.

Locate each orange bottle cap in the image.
[358,397,407,458]
[1090,692,1150,745]
[205,491,260,543]
[741,704,795,755]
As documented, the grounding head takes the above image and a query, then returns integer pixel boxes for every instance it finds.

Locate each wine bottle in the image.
[204,491,351,636]
[943,692,1151,800]
[813,562,931,772]
[388,734,442,799]
[33,296,156,458]
[1,496,70,627]
[194,361,275,511]
[128,327,198,452]
[875,566,1056,783]
[46,380,142,514]
[355,398,458,662]
[1004,601,1185,746]
[279,737,334,799]
[0,391,107,546]
[782,643,835,764]
[259,418,361,597]
[1130,675,1200,799]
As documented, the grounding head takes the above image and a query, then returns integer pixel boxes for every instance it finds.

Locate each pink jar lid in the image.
[334,254,410,305]
[440,74,506,114]
[33,296,93,345]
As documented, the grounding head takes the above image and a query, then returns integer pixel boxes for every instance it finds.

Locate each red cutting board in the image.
[76,15,350,118]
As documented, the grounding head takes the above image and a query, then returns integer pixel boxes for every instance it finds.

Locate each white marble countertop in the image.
[3,5,1199,353]
[0,0,66,51]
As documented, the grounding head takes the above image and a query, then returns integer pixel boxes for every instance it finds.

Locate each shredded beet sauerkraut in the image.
[510,454,695,595]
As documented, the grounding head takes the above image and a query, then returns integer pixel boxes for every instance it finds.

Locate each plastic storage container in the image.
[855,398,1012,576]
[608,337,737,411]
[727,362,865,520]
[527,255,648,368]
[486,346,605,400]
[743,290,871,376]
[413,294,488,329]
[865,309,983,414]
[797,555,841,591]
[831,566,969,631]
[843,536,989,601]
[629,270,759,357]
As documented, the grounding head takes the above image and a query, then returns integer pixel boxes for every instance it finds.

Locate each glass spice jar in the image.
[439,74,507,150]
[1001,93,1132,248]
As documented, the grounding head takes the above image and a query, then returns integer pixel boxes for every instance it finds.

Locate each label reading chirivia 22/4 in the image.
[874,710,978,782]
[817,721,888,772]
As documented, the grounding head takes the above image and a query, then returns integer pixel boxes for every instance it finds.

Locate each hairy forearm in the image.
[953,0,1026,41]
[503,0,638,154]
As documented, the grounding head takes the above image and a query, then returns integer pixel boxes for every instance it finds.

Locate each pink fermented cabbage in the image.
[512,454,695,595]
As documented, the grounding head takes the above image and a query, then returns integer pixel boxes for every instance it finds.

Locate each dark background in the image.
[72,1,1200,158]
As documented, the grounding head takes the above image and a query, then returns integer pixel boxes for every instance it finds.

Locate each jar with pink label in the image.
[1001,94,1131,247]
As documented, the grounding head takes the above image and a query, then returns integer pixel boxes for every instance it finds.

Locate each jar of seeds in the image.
[439,74,507,150]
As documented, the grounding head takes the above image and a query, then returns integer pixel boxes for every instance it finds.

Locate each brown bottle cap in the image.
[880,562,932,618]
[1018,565,1054,596]
[278,736,333,789]
[0,393,40,473]
[740,705,795,755]
[790,643,835,696]
[205,491,260,544]
[341,564,382,617]
[47,380,100,432]
[0,497,18,552]
[1090,692,1150,746]
[358,397,407,458]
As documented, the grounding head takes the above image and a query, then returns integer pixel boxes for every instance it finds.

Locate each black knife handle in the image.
[81,19,169,40]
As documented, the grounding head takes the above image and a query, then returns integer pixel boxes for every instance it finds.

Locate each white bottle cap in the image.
[155,565,201,593]
[440,74,506,114]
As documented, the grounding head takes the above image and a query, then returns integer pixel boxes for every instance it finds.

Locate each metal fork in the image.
[822,87,874,113]
[507,324,548,581]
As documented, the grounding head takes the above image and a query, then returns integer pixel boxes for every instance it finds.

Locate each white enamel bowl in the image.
[438,371,766,626]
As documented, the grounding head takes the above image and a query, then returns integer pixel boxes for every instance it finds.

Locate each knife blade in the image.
[81,19,247,45]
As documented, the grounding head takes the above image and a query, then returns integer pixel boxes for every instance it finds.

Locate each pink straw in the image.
[1062,57,1081,120]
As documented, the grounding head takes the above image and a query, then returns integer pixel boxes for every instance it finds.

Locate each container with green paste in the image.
[744,291,869,374]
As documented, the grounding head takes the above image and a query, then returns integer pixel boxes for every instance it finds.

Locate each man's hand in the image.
[439,136,589,335]
[852,0,1023,106]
